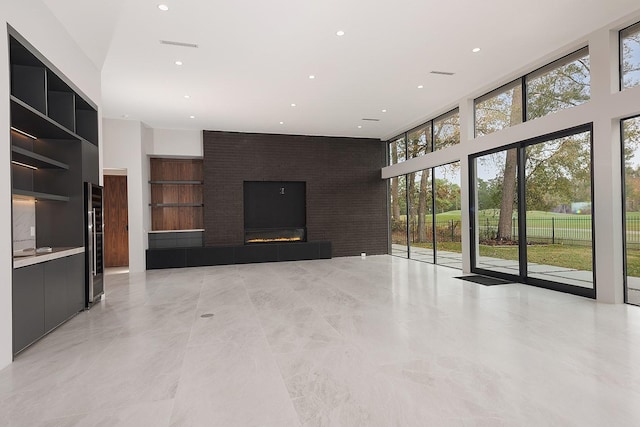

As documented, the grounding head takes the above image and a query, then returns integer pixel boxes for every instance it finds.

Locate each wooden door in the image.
[104,175,129,267]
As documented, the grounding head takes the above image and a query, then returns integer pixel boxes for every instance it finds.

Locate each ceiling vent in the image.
[430,70,455,76]
[160,40,199,49]
[361,118,380,122]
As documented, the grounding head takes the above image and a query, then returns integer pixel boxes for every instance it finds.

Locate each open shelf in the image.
[75,95,98,145]
[150,158,204,231]
[11,97,80,141]
[13,189,69,202]
[12,146,69,170]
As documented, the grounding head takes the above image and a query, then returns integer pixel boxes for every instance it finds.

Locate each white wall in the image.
[152,128,202,157]
[0,0,101,368]
[382,9,640,304]
[102,119,146,272]
[102,121,202,271]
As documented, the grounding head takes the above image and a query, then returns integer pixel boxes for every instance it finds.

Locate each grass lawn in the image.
[412,241,595,272]
[405,209,640,275]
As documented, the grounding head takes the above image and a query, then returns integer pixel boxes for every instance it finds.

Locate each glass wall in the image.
[475,80,523,137]
[389,135,406,165]
[526,48,590,121]
[524,131,593,288]
[409,170,433,263]
[623,116,640,306]
[408,123,432,158]
[474,149,520,275]
[621,22,640,90]
[433,109,460,151]
[474,48,590,135]
[472,125,594,297]
[434,162,462,268]
[390,175,408,257]
[391,162,461,269]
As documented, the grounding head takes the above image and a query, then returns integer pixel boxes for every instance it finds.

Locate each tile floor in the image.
[2,255,640,426]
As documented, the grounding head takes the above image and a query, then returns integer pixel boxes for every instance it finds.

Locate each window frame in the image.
[619,21,640,91]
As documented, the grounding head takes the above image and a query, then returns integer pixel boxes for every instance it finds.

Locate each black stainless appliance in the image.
[84,182,104,307]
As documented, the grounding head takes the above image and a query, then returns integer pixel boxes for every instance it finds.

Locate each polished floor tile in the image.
[2,256,640,426]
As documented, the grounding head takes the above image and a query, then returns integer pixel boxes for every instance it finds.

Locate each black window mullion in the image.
[431,167,437,264]
[517,146,528,280]
[521,76,527,123]
[405,174,410,258]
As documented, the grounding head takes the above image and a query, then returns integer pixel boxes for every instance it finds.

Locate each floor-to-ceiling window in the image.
[623,116,640,306]
[390,174,408,258]
[408,169,433,263]
[390,161,461,269]
[471,125,595,297]
[434,162,462,268]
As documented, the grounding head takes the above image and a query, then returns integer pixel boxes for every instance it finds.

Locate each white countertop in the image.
[13,247,85,268]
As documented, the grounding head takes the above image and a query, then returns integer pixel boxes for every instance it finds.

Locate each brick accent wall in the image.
[202,131,388,257]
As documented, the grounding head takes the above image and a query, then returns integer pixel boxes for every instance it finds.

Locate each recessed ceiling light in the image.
[381,109,387,113]
[189,115,195,119]
[184,95,190,99]
[279,121,284,125]
[417,85,424,89]
[309,75,315,79]
[336,30,345,36]
[472,47,481,53]
[357,125,362,129]
[175,60,183,66]
[158,4,169,11]
[291,103,296,107]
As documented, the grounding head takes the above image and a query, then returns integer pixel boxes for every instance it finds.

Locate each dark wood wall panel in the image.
[202,131,388,257]
[104,175,129,267]
[150,158,203,231]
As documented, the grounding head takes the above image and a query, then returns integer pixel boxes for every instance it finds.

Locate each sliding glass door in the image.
[471,125,595,297]
[474,149,520,276]
[524,131,593,289]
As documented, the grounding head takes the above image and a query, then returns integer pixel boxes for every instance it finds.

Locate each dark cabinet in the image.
[12,264,45,354]
[67,254,85,313]
[13,253,85,355]
[44,258,69,332]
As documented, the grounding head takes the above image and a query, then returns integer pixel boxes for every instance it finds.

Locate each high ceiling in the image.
[43,0,640,140]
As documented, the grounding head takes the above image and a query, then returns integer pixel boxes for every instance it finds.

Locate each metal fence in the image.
[479,217,593,246]
[394,216,640,248]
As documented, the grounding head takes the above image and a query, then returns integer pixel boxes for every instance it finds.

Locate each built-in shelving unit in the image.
[150,158,204,231]
[9,29,100,357]
[9,36,99,146]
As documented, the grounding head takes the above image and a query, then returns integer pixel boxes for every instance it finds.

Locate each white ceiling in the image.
[43,0,640,140]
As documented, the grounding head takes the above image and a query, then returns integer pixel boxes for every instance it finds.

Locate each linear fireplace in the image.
[244,181,306,244]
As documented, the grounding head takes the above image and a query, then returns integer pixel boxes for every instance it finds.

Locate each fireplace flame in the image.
[246,237,303,243]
